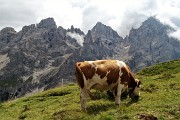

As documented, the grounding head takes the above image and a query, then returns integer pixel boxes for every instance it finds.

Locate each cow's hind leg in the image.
[113,83,124,106]
[80,88,88,112]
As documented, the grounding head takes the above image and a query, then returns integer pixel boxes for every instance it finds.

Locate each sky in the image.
[0,0,180,39]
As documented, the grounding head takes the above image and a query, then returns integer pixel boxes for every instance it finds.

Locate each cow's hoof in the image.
[115,103,120,106]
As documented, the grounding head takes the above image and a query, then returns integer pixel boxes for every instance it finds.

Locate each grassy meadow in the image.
[0,59,180,120]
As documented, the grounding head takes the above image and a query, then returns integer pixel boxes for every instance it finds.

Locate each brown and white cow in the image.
[75,60,141,111]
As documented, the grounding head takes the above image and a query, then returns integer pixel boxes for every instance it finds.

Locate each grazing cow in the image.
[75,60,141,111]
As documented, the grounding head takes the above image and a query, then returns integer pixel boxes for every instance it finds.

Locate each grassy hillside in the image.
[0,59,180,120]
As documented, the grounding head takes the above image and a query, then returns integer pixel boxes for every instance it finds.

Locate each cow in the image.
[75,60,141,111]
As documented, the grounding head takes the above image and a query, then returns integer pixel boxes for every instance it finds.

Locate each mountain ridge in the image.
[0,17,180,101]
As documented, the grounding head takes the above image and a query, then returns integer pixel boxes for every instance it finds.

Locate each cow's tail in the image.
[75,63,85,89]
[75,63,92,99]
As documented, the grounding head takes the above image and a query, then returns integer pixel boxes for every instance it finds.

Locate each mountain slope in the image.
[0,59,180,120]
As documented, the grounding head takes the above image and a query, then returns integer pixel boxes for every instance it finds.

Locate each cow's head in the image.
[129,79,141,100]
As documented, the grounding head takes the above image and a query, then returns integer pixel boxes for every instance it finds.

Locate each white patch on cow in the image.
[88,61,95,67]
[86,70,113,91]
[86,73,107,90]
[118,83,124,96]
[100,64,104,68]
[116,60,126,68]
[122,83,128,93]
[116,60,126,81]
[106,71,110,75]
[82,73,87,87]
[115,83,125,105]
[87,61,97,71]
[87,61,93,64]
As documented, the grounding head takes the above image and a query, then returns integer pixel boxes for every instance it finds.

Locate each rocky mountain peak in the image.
[37,17,57,29]
[127,16,180,71]
[67,25,84,35]
[21,24,36,34]
[92,22,111,33]
[71,25,75,31]
[128,16,171,41]
[140,16,171,32]
[83,30,93,44]
[0,27,16,51]
[91,22,121,42]
[0,27,16,34]
[143,17,160,25]
[93,22,103,29]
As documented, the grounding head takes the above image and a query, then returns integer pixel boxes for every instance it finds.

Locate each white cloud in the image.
[0,0,180,40]
[66,32,84,46]
[0,0,41,30]
[37,0,83,29]
[169,29,180,40]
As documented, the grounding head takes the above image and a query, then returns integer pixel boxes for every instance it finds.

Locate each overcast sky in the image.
[1,0,180,39]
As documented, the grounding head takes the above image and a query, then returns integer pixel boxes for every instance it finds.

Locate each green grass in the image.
[0,59,180,120]
[138,59,180,76]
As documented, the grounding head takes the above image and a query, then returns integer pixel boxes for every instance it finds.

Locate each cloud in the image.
[81,4,115,33]
[117,12,148,37]
[169,29,180,40]
[0,0,180,40]
[66,32,84,46]
[38,0,84,30]
[0,0,41,30]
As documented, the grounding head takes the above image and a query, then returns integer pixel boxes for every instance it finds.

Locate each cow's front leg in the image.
[114,83,124,106]
[80,88,88,112]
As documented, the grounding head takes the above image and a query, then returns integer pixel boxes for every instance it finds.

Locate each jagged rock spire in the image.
[37,18,57,29]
